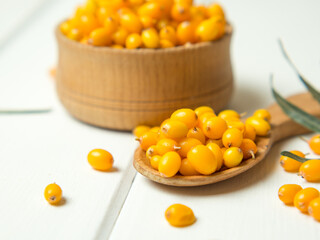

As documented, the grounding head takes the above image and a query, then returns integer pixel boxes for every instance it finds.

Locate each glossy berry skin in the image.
[138,131,158,151]
[88,149,114,171]
[194,106,214,118]
[279,150,304,172]
[245,116,271,137]
[308,197,320,221]
[156,138,179,155]
[207,3,225,18]
[161,120,189,139]
[176,21,197,44]
[179,158,199,176]
[299,160,320,182]
[141,28,160,48]
[112,27,129,46]
[158,151,181,177]
[44,183,62,205]
[138,2,164,19]
[187,145,217,175]
[150,155,161,170]
[218,109,240,121]
[171,108,198,129]
[206,143,223,171]
[60,21,72,35]
[278,184,302,205]
[160,39,175,48]
[171,3,191,22]
[133,125,151,138]
[159,26,177,44]
[67,28,83,41]
[120,13,142,33]
[178,137,202,157]
[206,138,223,148]
[222,128,243,148]
[294,187,319,213]
[125,33,142,49]
[73,14,99,35]
[197,112,216,130]
[203,117,227,139]
[88,28,112,46]
[243,124,256,141]
[103,16,119,33]
[187,127,206,144]
[223,147,243,168]
[165,204,196,227]
[196,18,220,42]
[146,145,157,159]
[309,134,320,155]
[140,15,156,28]
[253,109,271,122]
[227,120,245,133]
[240,139,257,160]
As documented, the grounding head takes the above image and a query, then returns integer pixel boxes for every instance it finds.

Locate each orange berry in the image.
[120,13,142,33]
[160,39,175,48]
[278,184,302,205]
[138,2,164,20]
[44,183,63,205]
[138,131,158,151]
[87,149,114,171]
[187,145,217,175]
[156,138,179,155]
[88,28,112,46]
[222,128,243,148]
[309,134,320,155]
[158,151,181,177]
[218,109,240,121]
[207,3,225,19]
[279,150,304,172]
[294,187,319,213]
[67,28,83,41]
[179,158,199,176]
[206,143,223,171]
[159,26,177,44]
[73,14,99,35]
[133,125,151,137]
[176,21,196,44]
[178,137,202,158]
[150,155,161,170]
[103,16,119,33]
[146,145,157,159]
[140,15,156,28]
[126,33,142,49]
[253,109,271,122]
[171,108,197,129]
[161,119,189,140]
[141,28,160,48]
[246,116,271,137]
[308,197,320,221]
[171,3,191,22]
[165,203,196,227]
[196,17,221,42]
[187,127,206,144]
[206,138,223,148]
[194,106,214,118]
[243,124,256,141]
[112,27,129,45]
[203,117,227,139]
[240,139,257,160]
[223,147,243,168]
[299,160,320,182]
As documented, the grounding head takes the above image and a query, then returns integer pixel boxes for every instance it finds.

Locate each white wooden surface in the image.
[0,0,320,239]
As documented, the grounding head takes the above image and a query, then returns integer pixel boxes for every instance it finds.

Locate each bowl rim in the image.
[56,22,233,55]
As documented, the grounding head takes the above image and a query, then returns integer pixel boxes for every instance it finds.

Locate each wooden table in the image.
[0,0,320,239]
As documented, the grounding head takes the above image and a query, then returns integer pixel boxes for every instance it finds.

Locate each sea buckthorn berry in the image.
[88,28,112,46]
[156,138,179,155]
[146,145,157,159]
[245,116,271,137]
[187,145,217,175]
[278,184,302,205]
[165,204,196,227]
[171,108,197,129]
[190,5,208,22]
[60,21,72,35]
[161,119,189,139]
[141,28,160,48]
[220,147,227,156]
[44,183,62,205]
[74,14,99,35]
[99,0,127,10]
[111,44,123,49]
[160,39,175,48]
[178,137,202,157]
[279,150,304,172]
[194,106,214,118]
[203,117,227,140]
[67,28,83,41]
[157,18,170,30]
[243,123,256,141]
[240,139,257,160]
[206,138,223,148]
[159,26,177,44]
[253,109,271,122]
[223,147,243,168]
[198,112,216,129]
[227,120,245,133]
[158,151,181,177]
[97,7,116,23]
[150,155,161,170]
[309,134,320,155]
[299,160,320,182]
[207,3,225,18]
[218,109,240,121]
[88,149,114,171]
[175,0,193,6]
[120,13,142,33]
[222,128,243,148]
[138,2,164,19]
[117,7,134,16]
[308,197,320,221]
[112,27,129,45]
[294,187,319,213]
[128,0,144,7]
[140,15,156,28]
[176,21,197,44]
[171,3,191,22]
[157,0,174,15]
[126,33,143,49]
[179,158,199,176]
[195,18,220,42]
[187,127,206,144]
[206,143,223,171]
[138,131,158,151]
[103,16,119,33]
[150,126,160,133]
[212,15,226,39]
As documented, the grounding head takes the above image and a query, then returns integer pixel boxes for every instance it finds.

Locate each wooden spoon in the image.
[133,92,320,187]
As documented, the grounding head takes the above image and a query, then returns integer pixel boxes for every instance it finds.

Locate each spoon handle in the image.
[267,92,320,143]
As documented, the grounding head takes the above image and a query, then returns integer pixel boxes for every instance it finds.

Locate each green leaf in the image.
[280,151,311,163]
[0,108,51,114]
[278,39,320,104]
[271,74,320,132]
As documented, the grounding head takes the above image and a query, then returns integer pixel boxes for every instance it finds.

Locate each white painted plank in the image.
[0,0,138,239]
[110,0,320,239]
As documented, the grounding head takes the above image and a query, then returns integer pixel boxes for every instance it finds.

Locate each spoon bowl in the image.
[133,92,320,186]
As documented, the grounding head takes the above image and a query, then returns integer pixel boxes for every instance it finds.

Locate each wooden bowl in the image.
[55,25,233,130]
